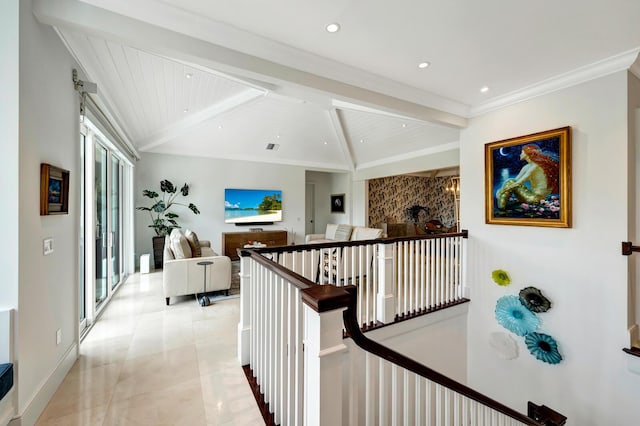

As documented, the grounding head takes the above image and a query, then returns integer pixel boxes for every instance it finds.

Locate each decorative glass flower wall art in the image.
[519,286,551,313]
[491,269,511,286]
[493,283,562,365]
[525,332,562,364]
[489,332,519,360]
[495,295,540,336]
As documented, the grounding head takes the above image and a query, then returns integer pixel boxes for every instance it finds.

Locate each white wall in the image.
[367,303,468,382]
[135,153,308,258]
[17,0,81,422]
[0,0,19,312]
[329,172,351,224]
[461,71,640,425]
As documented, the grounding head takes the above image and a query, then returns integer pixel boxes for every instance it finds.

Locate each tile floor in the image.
[36,272,263,425]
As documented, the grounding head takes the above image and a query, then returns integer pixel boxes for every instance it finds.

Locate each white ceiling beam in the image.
[33,0,467,129]
[137,89,264,151]
[328,109,355,172]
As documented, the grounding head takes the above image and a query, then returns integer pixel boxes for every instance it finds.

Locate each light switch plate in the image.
[44,238,53,255]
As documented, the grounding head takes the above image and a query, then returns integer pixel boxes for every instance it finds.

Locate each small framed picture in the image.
[485,126,571,227]
[40,163,70,215]
[330,193,345,213]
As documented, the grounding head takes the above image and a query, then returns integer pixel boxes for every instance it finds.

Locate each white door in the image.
[305,183,315,235]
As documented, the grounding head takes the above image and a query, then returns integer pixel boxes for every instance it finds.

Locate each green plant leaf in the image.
[181,184,189,196]
[136,206,151,211]
[142,190,158,198]
[188,203,200,214]
[168,219,179,226]
[165,212,179,219]
[160,179,176,193]
[151,200,166,213]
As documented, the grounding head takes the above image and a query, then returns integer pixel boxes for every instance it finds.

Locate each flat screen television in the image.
[224,188,283,224]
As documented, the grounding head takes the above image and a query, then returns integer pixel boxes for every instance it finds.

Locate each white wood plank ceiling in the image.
[34,0,640,172]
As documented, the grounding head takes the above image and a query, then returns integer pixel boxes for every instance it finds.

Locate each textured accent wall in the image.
[368,176,456,227]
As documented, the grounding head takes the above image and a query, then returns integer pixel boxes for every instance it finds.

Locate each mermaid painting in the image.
[485,127,571,227]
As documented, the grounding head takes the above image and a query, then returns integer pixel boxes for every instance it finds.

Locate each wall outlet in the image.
[56,329,61,345]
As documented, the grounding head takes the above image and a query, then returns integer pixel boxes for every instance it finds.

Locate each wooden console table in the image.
[222,230,288,260]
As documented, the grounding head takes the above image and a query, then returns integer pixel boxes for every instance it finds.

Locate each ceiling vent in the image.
[266,143,280,151]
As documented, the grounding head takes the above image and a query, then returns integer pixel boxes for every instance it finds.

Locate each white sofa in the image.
[305,223,383,244]
[163,229,231,305]
[305,224,383,284]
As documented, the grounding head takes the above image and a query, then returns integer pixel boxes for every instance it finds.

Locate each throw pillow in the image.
[184,229,202,257]
[334,224,352,241]
[170,229,192,259]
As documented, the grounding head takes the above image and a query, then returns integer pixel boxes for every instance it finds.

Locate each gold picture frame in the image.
[485,127,571,228]
[40,163,70,215]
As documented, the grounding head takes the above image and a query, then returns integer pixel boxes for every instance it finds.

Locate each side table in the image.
[196,260,213,306]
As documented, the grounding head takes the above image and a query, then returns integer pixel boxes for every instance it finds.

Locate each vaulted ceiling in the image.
[34,0,640,173]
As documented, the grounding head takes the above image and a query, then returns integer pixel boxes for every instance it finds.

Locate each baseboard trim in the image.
[17,343,78,426]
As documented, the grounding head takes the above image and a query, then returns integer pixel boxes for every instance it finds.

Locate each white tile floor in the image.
[36,272,263,426]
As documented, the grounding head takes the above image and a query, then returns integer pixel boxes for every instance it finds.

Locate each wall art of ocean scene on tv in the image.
[224,188,283,223]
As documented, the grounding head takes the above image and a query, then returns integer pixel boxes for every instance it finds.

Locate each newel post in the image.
[300,285,352,426]
[376,242,395,324]
[237,250,252,365]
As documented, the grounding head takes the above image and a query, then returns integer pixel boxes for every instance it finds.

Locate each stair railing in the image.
[237,247,567,426]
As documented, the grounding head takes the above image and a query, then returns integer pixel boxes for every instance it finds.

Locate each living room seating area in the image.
[162,229,231,305]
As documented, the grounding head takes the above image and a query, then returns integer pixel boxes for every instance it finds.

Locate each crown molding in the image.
[630,56,640,80]
[470,48,640,117]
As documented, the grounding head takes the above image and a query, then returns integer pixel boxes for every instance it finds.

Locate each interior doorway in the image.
[305,183,315,235]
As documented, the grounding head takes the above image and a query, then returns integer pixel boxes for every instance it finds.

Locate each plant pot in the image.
[152,235,165,269]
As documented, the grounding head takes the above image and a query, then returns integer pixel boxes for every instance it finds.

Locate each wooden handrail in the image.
[243,229,469,256]
[336,286,542,425]
[238,249,317,290]
[622,241,640,255]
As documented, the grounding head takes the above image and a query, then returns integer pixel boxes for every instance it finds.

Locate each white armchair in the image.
[162,230,231,305]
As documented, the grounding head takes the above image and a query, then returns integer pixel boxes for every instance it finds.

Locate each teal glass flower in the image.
[519,286,551,313]
[495,295,539,336]
[525,332,562,364]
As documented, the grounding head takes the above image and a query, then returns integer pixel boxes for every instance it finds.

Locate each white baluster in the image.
[376,242,395,324]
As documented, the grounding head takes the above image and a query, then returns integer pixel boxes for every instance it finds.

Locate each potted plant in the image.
[137,179,200,269]
[406,204,428,223]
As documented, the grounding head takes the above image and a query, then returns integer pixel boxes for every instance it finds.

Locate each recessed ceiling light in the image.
[185,73,193,79]
[218,125,223,129]
[183,108,189,113]
[326,23,340,33]
[418,62,430,69]
[360,139,364,143]
[480,86,490,93]
[323,141,328,145]
[401,123,407,128]
[276,134,280,139]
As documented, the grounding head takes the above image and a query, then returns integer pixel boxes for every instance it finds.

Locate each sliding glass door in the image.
[80,118,130,334]
[95,143,108,308]
[111,154,121,289]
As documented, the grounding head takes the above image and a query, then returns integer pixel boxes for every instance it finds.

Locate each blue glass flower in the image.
[495,295,540,336]
[525,332,562,364]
